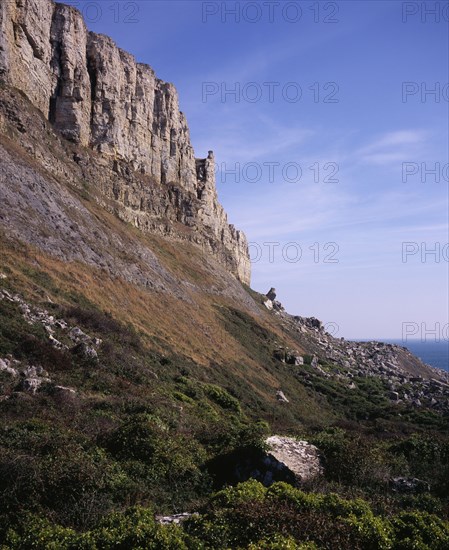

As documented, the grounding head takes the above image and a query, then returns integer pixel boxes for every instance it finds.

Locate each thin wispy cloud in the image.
[355,130,429,166]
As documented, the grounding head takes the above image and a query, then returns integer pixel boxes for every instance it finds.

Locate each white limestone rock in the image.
[265,436,323,482]
[0,0,251,285]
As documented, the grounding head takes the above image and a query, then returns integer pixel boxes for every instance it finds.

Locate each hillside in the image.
[0,1,448,548]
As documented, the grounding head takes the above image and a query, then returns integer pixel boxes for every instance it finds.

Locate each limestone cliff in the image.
[0,0,250,284]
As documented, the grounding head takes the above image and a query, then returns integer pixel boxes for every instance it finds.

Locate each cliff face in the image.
[0,0,250,285]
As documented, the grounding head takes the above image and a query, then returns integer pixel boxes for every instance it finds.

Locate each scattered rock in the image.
[69,327,90,343]
[49,334,65,349]
[54,385,77,396]
[155,513,195,525]
[22,365,49,378]
[19,377,50,394]
[0,358,19,376]
[272,300,284,312]
[276,390,289,403]
[274,349,286,363]
[0,289,14,301]
[304,317,323,331]
[389,391,399,401]
[71,342,98,360]
[390,477,430,494]
[285,351,303,366]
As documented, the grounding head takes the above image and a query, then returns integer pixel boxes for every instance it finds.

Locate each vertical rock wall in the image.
[0,0,250,284]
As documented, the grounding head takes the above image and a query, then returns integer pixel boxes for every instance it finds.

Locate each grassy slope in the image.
[0,223,332,432]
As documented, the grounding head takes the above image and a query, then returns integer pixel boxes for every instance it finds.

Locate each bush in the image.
[391,511,449,549]
[186,481,396,549]
[211,479,267,508]
[0,421,128,529]
[104,414,210,509]
[202,383,241,413]
[4,515,80,550]
[89,506,188,549]
[4,508,194,549]
[343,513,392,550]
[311,428,389,488]
[248,534,314,549]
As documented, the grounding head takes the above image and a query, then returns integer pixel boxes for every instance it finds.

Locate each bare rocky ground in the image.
[265,293,449,414]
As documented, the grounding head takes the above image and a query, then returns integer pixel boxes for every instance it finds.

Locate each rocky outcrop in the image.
[390,477,430,494]
[0,288,101,360]
[0,357,19,376]
[0,0,250,284]
[266,288,277,301]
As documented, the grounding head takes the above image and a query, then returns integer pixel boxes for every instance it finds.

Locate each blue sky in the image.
[67,0,448,339]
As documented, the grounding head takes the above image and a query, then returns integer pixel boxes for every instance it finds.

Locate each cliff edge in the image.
[0,0,250,284]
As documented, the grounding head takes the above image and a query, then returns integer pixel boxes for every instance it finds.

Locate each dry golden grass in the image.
[0,231,312,414]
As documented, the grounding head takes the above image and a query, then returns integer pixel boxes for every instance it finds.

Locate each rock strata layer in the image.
[0,0,250,284]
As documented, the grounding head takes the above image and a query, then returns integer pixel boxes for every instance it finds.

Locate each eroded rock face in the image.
[85,31,198,191]
[0,0,250,284]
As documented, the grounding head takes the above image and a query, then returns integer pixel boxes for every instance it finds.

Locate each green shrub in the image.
[0,421,129,529]
[391,511,449,549]
[89,507,188,549]
[201,383,241,413]
[266,482,316,511]
[248,534,311,549]
[186,481,395,549]
[211,479,267,508]
[4,515,81,550]
[311,429,389,488]
[343,513,392,550]
[104,414,210,509]
[4,508,193,549]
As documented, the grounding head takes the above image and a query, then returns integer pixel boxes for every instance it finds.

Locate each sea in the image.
[380,340,449,373]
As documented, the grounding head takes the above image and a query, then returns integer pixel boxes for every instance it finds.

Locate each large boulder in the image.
[265,436,323,482]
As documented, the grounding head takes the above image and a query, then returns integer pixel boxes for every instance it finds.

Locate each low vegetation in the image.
[0,240,448,548]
